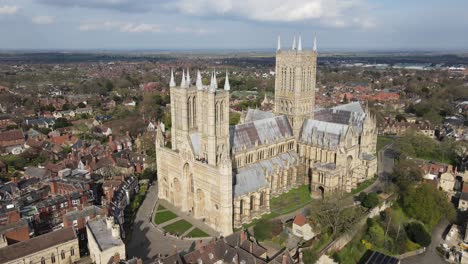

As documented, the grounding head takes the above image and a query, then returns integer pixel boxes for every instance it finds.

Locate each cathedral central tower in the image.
[274,35,317,136]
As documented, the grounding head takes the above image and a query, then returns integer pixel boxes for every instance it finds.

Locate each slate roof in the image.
[25,166,50,179]
[65,205,104,222]
[315,107,366,133]
[0,227,77,263]
[234,151,299,197]
[300,119,348,150]
[244,108,275,123]
[230,115,292,152]
[332,101,364,113]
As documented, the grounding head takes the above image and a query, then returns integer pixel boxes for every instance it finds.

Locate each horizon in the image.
[0,1,467,51]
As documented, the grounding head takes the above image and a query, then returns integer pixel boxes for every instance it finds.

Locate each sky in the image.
[0,0,467,51]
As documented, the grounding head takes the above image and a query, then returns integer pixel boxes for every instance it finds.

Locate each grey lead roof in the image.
[190,132,201,157]
[332,102,364,113]
[300,119,348,150]
[87,218,123,251]
[230,115,292,152]
[244,109,275,123]
[234,151,299,197]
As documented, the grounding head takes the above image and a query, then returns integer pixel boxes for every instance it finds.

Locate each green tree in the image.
[405,222,431,247]
[392,160,423,193]
[229,112,241,126]
[362,192,379,209]
[401,183,456,228]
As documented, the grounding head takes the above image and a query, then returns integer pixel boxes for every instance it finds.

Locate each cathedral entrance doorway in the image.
[318,186,325,199]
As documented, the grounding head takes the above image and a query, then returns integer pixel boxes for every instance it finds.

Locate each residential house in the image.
[74,107,93,116]
[25,117,56,129]
[0,210,29,247]
[292,213,316,241]
[0,129,25,155]
[53,110,76,119]
[93,125,112,137]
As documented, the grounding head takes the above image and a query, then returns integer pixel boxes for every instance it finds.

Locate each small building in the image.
[0,226,80,264]
[0,129,25,155]
[292,214,315,241]
[86,216,126,264]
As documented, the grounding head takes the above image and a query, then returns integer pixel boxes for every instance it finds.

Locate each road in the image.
[401,219,448,264]
[126,184,199,263]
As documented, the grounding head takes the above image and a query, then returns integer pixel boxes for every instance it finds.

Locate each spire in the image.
[169,69,175,87]
[298,35,302,51]
[180,69,186,88]
[277,35,281,51]
[196,70,203,90]
[292,35,296,50]
[186,68,191,87]
[224,71,230,91]
[313,32,317,52]
[209,71,218,92]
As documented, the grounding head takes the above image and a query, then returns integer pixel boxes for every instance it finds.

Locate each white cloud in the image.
[0,5,20,15]
[175,26,209,35]
[79,21,161,33]
[167,0,375,29]
[32,16,55,24]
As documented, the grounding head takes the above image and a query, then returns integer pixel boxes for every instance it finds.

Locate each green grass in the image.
[154,210,178,224]
[270,185,313,215]
[163,220,193,235]
[377,136,394,152]
[351,176,377,194]
[186,228,209,238]
[156,204,166,211]
[332,232,368,264]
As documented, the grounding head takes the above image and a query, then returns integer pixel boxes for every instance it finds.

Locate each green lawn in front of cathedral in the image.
[154,210,178,224]
[163,220,193,236]
[186,228,209,238]
[270,184,314,215]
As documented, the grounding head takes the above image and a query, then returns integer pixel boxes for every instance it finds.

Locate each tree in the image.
[316,198,363,235]
[395,114,406,122]
[392,160,423,193]
[362,192,380,209]
[401,183,456,228]
[77,102,86,108]
[229,112,241,126]
[53,117,71,129]
[405,222,431,247]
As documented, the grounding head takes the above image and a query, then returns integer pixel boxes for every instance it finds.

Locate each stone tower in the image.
[274,34,318,136]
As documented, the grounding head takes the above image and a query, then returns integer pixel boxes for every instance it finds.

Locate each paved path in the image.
[126,184,210,263]
[401,219,448,264]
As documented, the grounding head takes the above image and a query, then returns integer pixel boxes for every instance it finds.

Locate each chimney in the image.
[240,230,247,243]
[50,181,58,194]
[282,253,288,264]
[111,224,120,238]
[106,216,114,229]
[249,242,253,253]
[109,135,113,143]
[233,254,239,264]
[448,164,454,173]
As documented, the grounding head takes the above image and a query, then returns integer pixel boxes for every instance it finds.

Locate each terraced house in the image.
[156,36,377,235]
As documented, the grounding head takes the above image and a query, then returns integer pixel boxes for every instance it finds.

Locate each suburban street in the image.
[401,219,448,264]
[126,184,204,263]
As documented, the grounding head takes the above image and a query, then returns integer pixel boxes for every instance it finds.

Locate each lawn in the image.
[270,185,313,215]
[156,204,166,211]
[377,136,394,152]
[163,220,193,235]
[351,176,377,194]
[186,228,209,238]
[154,210,178,224]
[332,232,367,264]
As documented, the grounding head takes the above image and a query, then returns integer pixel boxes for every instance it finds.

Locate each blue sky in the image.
[0,0,467,51]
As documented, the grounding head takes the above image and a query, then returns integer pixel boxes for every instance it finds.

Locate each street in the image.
[126,184,201,263]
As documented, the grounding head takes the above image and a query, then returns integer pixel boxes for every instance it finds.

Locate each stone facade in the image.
[156,36,378,234]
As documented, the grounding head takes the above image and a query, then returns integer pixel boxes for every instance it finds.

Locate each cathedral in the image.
[155,35,378,236]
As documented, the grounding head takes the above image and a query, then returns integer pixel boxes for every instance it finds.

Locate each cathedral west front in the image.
[155,35,378,236]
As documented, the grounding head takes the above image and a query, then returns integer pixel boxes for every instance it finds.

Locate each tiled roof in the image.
[300,119,348,149]
[0,129,24,142]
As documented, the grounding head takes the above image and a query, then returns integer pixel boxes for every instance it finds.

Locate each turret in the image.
[186,68,191,87]
[298,35,302,51]
[292,35,296,50]
[196,70,203,90]
[224,71,230,91]
[169,69,176,88]
[210,71,218,93]
[181,69,186,88]
[313,33,317,52]
[277,35,281,51]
